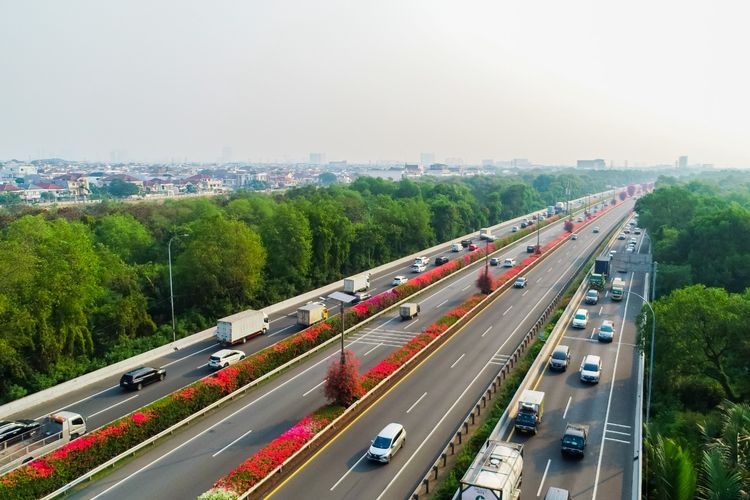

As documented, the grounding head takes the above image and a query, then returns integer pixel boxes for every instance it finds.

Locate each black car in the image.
[0,420,40,445]
[526,245,536,253]
[520,222,528,228]
[460,239,472,248]
[120,366,166,391]
[435,256,449,265]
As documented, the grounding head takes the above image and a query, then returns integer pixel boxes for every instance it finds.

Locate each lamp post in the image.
[628,286,657,425]
[168,233,189,346]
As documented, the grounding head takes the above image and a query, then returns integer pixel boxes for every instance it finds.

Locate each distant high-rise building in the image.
[577,159,606,170]
[310,153,325,165]
[678,156,688,169]
[221,146,233,164]
[512,158,531,168]
[420,153,435,167]
[481,159,495,167]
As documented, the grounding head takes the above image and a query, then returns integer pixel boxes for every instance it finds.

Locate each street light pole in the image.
[340,299,346,365]
[168,233,189,346]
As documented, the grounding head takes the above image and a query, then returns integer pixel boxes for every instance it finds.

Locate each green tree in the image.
[176,215,266,315]
[260,203,313,296]
[318,172,337,186]
[645,431,697,500]
[107,179,140,198]
[93,213,155,263]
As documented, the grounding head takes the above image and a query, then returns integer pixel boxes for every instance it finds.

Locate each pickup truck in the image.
[561,423,589,458]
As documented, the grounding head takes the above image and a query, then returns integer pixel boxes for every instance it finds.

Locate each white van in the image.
[572,308,589,329]
[367,423,406,463]
[451,243,462,252]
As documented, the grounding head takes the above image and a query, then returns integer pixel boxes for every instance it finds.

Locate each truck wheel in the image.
[223,363,229,368]
[136,383,143,391]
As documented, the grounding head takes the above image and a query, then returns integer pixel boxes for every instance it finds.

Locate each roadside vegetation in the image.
[0,170,652,403]
[635,174,750,498]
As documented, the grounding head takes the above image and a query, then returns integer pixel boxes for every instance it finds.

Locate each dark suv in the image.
[120,366,166,391]
[460,239,472,248]
[435,256,449,265]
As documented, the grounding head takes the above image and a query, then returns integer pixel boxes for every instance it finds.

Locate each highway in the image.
[1,202,587,431]
[67,201,619,499]
[508,217,651,500]
[257,201,635,500]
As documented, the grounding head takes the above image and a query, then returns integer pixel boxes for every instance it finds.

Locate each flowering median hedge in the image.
[200,230,570,499]
[0,221,556,500]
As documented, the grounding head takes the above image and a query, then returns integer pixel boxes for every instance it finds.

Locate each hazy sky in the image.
[1,1,748,166]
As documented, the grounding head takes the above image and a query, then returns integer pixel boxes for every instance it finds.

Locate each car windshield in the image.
[372,436,392,449]
[583,362,599,371]
[600,325,613,333]
[587,292,597,298]
[575,313,586,320]
[552,351,567,360]
[563,435,584,447]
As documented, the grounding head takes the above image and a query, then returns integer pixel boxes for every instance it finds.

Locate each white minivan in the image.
[368,423,406,463]
[572,308,589,328]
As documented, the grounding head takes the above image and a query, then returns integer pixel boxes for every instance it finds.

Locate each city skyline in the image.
[1,1,749,167]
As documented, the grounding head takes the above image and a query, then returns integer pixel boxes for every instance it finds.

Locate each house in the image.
[53,173,90,198]
[143,178,177,196]
[23,182,66,202]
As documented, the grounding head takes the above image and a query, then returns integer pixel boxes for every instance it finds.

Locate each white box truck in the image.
[611,277,625,301]
[400,303,420,320]
[515,389,545,435]
[343,273,370,293]
[297,303,329,326]
[460,440,523,500]
[0,411,86,475]
[215,310,269,345]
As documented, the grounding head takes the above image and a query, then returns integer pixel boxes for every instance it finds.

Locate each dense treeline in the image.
[635,174,750,498]
[0,170,652,402]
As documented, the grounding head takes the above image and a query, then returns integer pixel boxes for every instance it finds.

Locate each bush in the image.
[676,376,725,412]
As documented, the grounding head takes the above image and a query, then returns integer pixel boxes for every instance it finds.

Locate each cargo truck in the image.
[547,206,555,217]
[0,412,86,475]
[400,303,420,320]
[554,201,565,213]
[216,310,269,345]
[515,389,545,435]
[343,273,370,293]
[479,228,496,241]
[611,277,625,301]
[297,303,329,326]
[561,423,589,458]
[460,440,523,500]
[589,256,611,290]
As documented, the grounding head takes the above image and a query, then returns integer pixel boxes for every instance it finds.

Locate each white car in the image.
[392,275,408,286]
[209,349,245,370]
[579,354,602,383]
[503,258,516,267]
[511,226,519,233]
[367,423,406,463]
[597,321,615,342]
[410,263,426,273]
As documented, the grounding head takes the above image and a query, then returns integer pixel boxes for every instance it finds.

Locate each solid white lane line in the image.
[268,324,296,337]
[212,428,253,457]
[363,343,383,356]
[537,459,552,497]
[450,353,466,369]
[302,380,326,397]
[406,392,428,414]
[503,306,513,316]
[562,396,572,420]
[605,437,631,444]
[608,422,631,428]
[330,453,368,491]
[160,343,218,369]
[606,429,631,436]
[592,272,634,500]
[598,306,603,315]
[437,299,449,308]
[86,395,139,419]
[481,326,493,338]
[196,363,207,370]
